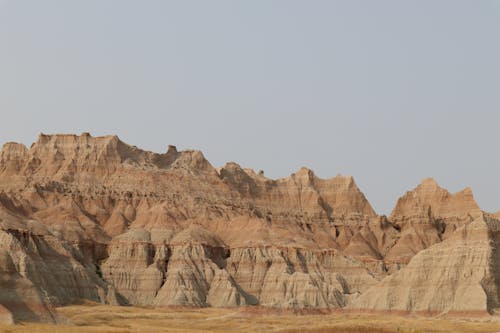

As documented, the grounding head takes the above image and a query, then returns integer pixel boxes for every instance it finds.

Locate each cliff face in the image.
[0,133,496,322]
[384,178,482,268]
[350,214,500,316]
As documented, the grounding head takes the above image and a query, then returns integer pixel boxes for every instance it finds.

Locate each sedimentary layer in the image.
[0,133,496,323]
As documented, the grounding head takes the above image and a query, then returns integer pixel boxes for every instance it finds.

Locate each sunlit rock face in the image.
[0,133,495,322]
[350,214,500,316]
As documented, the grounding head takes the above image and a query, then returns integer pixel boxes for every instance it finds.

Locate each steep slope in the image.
[0,202,118,323]
[383,178,482,269]
[350,214,500,316]
[0,133,383,321]
[101,224,378,309]
[0,133,495,322]
[390,178,481,228]
[218,163,385,262]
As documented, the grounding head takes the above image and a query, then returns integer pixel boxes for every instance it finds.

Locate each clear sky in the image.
[1,0,499,214]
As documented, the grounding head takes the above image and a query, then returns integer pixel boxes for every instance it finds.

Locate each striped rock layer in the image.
[0,133,497,322]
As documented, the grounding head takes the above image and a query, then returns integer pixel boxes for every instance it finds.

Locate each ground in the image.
[1,304,500,333]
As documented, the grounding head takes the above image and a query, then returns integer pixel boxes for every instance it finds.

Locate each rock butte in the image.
[0,133,498,323]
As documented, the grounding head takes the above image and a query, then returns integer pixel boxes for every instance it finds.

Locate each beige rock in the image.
[153,231,247,307]
[0,202,118,323]
[390,178,481,235]
[0,241,57,323]
[101,229,166,305]
[350,214,500,316]
[0,133,496,321]
[226,246,376,308]
[383,178,482,267]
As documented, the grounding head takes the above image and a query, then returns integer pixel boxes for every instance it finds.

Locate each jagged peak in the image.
[332,174,355,185]
[35,132,120,147]
[219,161,262,177]
[296,166,314,175]
[30,133,209,164]
[220,163,358,188]
[413,178,477,199]
[170,149,216,174]
[391,178,481,219]
[292,167,315,179]
[314,173,357,190]
[289,167,316,186]
[418,177,440,188]
[0,133,221,176]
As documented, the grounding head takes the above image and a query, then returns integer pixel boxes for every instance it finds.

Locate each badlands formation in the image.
[0,133,499,323]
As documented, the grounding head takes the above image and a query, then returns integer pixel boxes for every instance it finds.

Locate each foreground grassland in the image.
[1,304,500,333]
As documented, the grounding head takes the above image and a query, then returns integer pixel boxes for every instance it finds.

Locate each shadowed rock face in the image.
[0,133,496,322]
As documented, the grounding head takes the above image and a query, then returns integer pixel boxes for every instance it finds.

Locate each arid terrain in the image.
[0,133,500,330]
[1,303,500,333]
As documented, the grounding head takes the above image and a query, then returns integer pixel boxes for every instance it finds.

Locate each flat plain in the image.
[1,304,500,333]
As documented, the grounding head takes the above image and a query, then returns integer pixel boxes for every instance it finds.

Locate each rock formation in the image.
[381,178,482,270]
[0,133,497,322]
[350,213,500,316]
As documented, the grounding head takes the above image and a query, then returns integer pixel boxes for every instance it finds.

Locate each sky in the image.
[0,0,499,215]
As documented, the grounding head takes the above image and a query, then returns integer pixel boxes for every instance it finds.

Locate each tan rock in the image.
[350,214,500,316]
[391,178,481,227]
[0,133,496,320]
[0,305,14,325]
[101,229,166,305]
[152,226,246,307]
[383,178,482,267]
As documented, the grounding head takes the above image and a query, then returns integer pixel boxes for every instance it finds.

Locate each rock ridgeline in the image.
[0,133,497,323]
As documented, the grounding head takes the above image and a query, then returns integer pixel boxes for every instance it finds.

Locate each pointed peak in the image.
[325,174,357,189]
[171,149,216,174]
[391,179,481,220]
[417,178,476,198]
[419,177,440,188]
[287,167,315,185]
[295,167,314,177]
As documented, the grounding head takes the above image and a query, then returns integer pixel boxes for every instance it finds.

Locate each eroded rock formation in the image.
[350,213,500,316]
[0,133,497,322]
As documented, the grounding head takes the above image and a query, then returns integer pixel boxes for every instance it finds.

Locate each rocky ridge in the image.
[0,133,497,323]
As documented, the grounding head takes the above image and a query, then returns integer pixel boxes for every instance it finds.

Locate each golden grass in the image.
[0,304,500,333]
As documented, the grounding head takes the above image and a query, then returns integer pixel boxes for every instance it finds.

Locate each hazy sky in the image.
[1,1,499,214]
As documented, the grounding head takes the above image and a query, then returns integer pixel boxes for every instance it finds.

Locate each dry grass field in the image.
[1,304,500,333]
